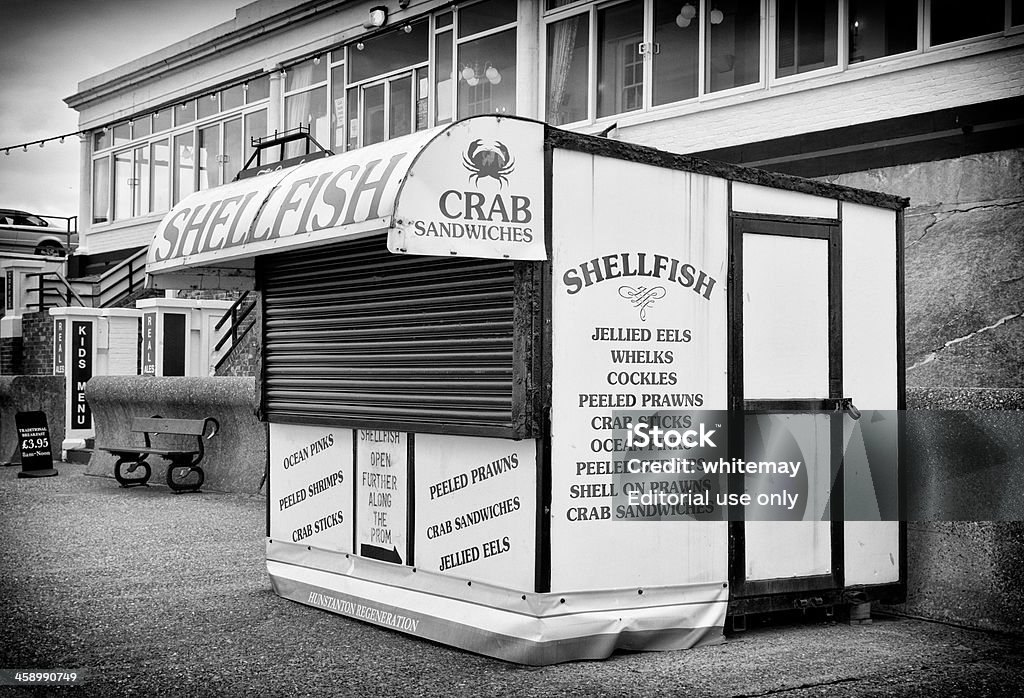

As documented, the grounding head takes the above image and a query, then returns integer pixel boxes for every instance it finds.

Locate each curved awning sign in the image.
[146,116,546,279]
[389,117,545,260]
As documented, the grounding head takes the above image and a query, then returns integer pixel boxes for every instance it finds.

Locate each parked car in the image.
[0,209,70,256]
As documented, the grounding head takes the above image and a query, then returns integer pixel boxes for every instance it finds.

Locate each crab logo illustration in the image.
[462,139,515,187]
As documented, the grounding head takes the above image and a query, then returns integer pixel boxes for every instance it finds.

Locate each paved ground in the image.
[1,463,1022,697]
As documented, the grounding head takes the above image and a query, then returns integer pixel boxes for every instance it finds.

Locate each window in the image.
[113,149,134,220]
[152,109,171,132]
[175,100,197,127]
[244,110,268,167]
[245,75,270,102]
[653,0,699,105]
[92,157,110,224]
[848,0,918,63]
[173,131,195,205]
[198,123,222,190]
[454,0,518,117]
[776,0,839,77]
[90,73,269,224]
[598,1,645,118]
[435,17,455,124]
[347,21,429,149]
[133,116,153,140]
[544,0,765,124]
[112,123,131,147]
[930,0,1004,44]
[151,140,169,213]
[284,58,330,158]
[546,13,589,125]
[707,0,761,92]
[198,92,220,120]
[457,28,517,116]
[331,64,347,150]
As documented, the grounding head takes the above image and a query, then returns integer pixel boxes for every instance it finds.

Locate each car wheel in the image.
[35,243,64,257]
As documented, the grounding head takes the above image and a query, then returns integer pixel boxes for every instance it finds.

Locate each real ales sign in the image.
[389,117,546,261]
[141,312,156,375]
[53,319,66,375]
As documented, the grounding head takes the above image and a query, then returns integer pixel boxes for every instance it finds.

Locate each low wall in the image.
[0,375,65,465]
[85,376,267,494]
[895,387,1024,635]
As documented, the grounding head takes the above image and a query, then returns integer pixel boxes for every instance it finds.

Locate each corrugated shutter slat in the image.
[259,237,517,435]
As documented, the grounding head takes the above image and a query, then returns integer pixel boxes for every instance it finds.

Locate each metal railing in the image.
[24,247,147,313]
[213,291,258,372]
[93,248,147,308]
[25,271,88,312]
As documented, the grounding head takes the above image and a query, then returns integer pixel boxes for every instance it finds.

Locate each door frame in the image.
[727,210,847,610]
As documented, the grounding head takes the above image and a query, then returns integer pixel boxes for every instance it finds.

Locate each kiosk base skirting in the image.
[266,541,726,666]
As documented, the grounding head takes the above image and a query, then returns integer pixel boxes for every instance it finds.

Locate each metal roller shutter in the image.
[260,236,524,436]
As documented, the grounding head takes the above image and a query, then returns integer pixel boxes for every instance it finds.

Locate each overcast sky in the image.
[0,0,245,219]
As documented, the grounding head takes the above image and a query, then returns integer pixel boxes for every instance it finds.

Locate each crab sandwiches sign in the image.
[389,118,546,261]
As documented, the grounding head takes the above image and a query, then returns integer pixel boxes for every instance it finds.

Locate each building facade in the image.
[64,0,1024,632]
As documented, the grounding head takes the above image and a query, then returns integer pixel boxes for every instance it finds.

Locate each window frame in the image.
[543,0,1020,127]
[542,0,770,128]
[768,0,845,86]
[90,76,271,227]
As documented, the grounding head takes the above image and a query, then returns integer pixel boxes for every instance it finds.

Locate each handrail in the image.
[214,318,257,373]
[214,290,251,332]
[215,294,256,352]
[97,247,146,282]
[25,271,88,312]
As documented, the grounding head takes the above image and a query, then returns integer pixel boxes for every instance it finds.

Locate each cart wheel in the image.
[167,465,204,493]
[114,459,151,487]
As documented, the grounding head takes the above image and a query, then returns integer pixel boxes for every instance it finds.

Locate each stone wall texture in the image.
[0,375,65,465]
[85,376,266,494]
[897,387,1024,635]
[822,148,1024,388]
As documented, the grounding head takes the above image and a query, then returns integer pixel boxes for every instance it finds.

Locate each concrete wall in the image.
[0,375,65,465]
[822,148,1024,387]
[85,376,266,494]
[895,387,1024,635]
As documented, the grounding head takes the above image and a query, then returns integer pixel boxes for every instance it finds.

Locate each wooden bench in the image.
[100,416,219,493]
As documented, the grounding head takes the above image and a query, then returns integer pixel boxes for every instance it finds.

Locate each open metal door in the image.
[728,214,857,615]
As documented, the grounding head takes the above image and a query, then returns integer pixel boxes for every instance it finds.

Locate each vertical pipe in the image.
[77,134,91,254]
[267,68,284,136]
[517,0,540,119]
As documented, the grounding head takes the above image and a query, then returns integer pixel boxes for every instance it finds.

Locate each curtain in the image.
[548,16,581,126]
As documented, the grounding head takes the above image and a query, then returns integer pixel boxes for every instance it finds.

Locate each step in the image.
[65,448,92,465]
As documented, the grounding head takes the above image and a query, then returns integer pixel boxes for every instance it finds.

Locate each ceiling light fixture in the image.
[364,5,388,29]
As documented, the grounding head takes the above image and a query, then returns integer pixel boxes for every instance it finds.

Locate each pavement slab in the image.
[1,464,1021,697]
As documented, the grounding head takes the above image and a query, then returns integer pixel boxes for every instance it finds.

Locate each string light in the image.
[0,129,85,155]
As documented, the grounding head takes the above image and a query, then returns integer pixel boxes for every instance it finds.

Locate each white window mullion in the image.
[589,7,598,122]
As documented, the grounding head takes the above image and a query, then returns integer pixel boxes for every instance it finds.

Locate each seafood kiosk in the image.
[146,115,906,665]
